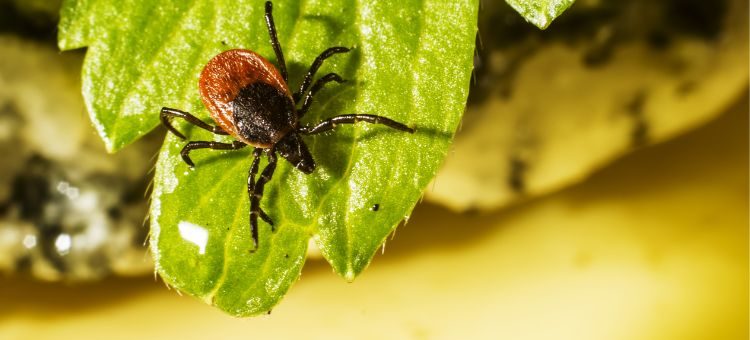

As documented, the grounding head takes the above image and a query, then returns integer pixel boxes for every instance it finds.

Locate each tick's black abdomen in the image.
[231,82,296,146]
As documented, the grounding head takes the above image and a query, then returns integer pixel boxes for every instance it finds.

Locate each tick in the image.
[160,1,414,251]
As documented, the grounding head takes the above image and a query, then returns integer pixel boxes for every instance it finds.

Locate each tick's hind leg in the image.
[180,140,246,168]
[160,107,229,140]
[299,114,415,135]
[247,148,274,227]
[248,149,278,252]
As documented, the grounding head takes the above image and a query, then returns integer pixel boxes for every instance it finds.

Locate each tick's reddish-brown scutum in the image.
[198,49,292,147]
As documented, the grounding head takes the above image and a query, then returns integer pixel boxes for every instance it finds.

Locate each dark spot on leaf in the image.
[371,204,380,212]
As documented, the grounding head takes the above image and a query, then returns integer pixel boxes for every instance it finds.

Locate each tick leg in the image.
[247,148,274,226]
[297,72,345,118]
[299,114,416,135]
[180,140,246,168]
[249,149,278,251]
[294,47,350,103]
[265,1,288,82]
[160,107,229,140]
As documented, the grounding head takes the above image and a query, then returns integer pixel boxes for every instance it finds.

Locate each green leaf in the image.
[504,0,575,29]
[60,0,478,316]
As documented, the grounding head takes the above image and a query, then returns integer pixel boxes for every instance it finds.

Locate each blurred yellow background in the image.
[1,96,746,339]
[1,0,748,338]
